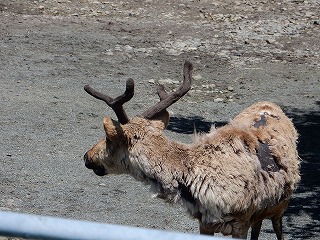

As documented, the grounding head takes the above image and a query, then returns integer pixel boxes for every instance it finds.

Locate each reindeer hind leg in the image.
[271,216,284,240]
[250,220,262,240]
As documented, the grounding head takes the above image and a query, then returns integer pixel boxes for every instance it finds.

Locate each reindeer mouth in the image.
[92,166,107,176]
[84,153,107,176]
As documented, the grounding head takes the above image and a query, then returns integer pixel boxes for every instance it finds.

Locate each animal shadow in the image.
[167,115,226,134]
[283,101,320,238]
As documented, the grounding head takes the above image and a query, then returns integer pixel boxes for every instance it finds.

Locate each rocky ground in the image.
[0,0,319,239]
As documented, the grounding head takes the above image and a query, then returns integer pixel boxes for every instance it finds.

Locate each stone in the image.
[227,86,234,91]
[214,98,224,102]
[193,74,203,81]
[158,79,179,85]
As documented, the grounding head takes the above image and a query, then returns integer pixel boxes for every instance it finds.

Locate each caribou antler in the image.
[84,61,193,125]
[142,60,193,119]
[84,78,134,124]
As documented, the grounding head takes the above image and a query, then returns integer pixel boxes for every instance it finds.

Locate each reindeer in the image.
[83,61,300,239]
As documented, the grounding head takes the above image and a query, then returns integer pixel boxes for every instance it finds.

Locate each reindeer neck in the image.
[128,133,192,199]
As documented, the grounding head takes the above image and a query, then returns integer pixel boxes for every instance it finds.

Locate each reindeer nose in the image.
[84,152,94,169]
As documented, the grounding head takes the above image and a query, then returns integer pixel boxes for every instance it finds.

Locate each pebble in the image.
[214,98,224,102]
[266,39,276,44]
[227,86,234,91]
[201,84,216,89]
[124,45,133,52]
[158,79,180,85]
[193,74,203,81]
[106,51,114,56]
[134,48,148,53]
[114,45,122,51]
[166,49,181,56]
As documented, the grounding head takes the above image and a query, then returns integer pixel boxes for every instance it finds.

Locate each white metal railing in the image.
[0,211,227,240]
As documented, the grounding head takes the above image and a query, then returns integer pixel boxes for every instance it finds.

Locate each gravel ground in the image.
[0,1,319,239]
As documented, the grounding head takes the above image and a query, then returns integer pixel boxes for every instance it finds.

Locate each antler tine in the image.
[142,60,193,119]
[84,78,134,124]
[156,84,169,100]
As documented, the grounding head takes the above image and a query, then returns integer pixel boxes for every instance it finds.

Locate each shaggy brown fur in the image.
[84,101,300,239]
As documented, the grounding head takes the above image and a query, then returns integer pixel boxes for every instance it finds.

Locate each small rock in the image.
[313,20,320,25]
[166,49,181,56]
[233,51,241,56]
[106,51,114,56]
[158,78,179,85]
[135,48,147,53]
[217,50,229,58]
[124,45,133,52]
[202,83,216,89]
[148,79,155,84]
[187,47,198,51]
[114,45,122,51]
[193,74,203,81]
[214,98,224,102]
[227,86,234,91]
[266,39,276,44]
[305,12,314,17]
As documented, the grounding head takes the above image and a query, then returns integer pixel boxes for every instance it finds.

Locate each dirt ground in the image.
[1,0,319,239]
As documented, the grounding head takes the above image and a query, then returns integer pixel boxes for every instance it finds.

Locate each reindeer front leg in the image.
[199,223,215,236]
[251,220,262,240]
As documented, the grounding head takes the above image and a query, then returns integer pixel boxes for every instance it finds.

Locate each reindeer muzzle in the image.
[84,152,107,176]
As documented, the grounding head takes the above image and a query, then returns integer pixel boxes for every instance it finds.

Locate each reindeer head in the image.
[83,61,193,176]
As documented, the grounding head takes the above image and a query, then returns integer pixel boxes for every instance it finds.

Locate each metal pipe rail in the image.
[0,211,227,240]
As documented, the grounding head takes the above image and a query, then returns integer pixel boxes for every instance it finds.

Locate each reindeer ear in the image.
[150,110,170,129]
[103,117,124,141]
